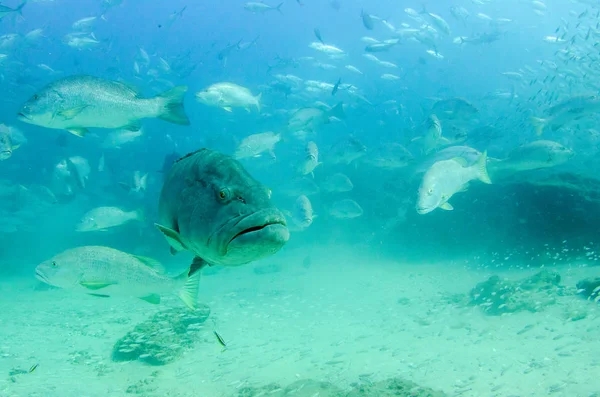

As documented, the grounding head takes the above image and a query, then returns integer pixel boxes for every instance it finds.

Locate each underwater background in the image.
[0,0,599,396]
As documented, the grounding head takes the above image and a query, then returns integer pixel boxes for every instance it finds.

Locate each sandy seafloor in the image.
[1,245,599,397]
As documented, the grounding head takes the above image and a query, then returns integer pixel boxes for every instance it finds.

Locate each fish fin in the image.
[222,107,233,112]
[123,121,141,132]
[458,183,470,192]
[139,293,161,304]
[451,157,468,167]
[57,105,89,120]
[132,255,164,272]
[156,85,190,125]
[80,282,114,290]
[15,2,26,14]
[190,256,208,275]
[170,247,178,255]
[139,173,148,190]
[66,128,89,137]
[11,144,21,151]
[255,92,262,112]
[439,202,454,211]
[329,101,345,120]
[276,2,283,14]
[177,270,201,310]
[530,116,547,136]
[155,223,187,252]
[88,293,110,298]
[476,150,492,184]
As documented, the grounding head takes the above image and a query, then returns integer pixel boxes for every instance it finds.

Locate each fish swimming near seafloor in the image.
[488,140,574,180]
[17,75,190,137]
[156,148,290,278]
[35,246,201,309]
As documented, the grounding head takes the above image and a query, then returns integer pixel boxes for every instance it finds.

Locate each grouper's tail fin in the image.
[176,269,201,310]
[157,85,190,126]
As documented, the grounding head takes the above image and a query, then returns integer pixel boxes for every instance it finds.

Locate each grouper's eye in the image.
[51,261,57,267]
[217,188,231,202]
[32,94,39,100]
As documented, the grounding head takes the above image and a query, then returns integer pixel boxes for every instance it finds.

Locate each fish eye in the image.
[32,94,39,100]
[51,261,57,267]
[218,188,230,201]
[427,188,434,195]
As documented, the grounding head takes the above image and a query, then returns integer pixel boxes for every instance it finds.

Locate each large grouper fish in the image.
[17,75,190,137]
[156,148,290,277]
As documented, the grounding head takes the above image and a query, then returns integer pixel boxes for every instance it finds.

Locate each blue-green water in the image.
[0,0,599,396]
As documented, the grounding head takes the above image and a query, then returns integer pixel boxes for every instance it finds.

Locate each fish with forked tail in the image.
[17,75,190,137]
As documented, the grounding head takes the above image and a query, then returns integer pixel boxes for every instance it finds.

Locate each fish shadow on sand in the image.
[112,304,210,366]
[236,376,448,397]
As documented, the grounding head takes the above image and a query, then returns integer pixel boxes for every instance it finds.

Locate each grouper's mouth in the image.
[17,112,30,120]
[224,208,289,252]
[416,206,432,215]
[35,268,50,284]
[230,224,277,242]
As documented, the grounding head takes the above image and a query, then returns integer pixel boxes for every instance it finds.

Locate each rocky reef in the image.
[576,277,600,303]
[469,270,567,315]
[112,304,210,365]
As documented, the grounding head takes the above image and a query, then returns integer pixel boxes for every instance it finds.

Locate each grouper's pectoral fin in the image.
[66,127,89,137]
[175,257,207,310]
[154,223,187,254]
[123,121,141,132]
[80,281,115,290]
[57,105,89,120]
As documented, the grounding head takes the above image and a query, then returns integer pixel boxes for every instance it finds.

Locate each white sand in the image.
[1,245,599,396]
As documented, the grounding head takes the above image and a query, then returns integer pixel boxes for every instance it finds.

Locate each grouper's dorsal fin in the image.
[132,255,165,273]
[155,223,187,254]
